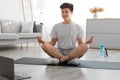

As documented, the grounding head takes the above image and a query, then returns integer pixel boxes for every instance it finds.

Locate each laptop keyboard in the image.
[0,76,9,80]
[14,72,31,80]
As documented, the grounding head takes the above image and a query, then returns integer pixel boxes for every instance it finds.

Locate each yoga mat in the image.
[15,57,120,70]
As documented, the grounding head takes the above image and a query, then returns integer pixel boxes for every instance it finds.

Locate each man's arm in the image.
[37,36,44,43]
[49,38,58,46]
[86,36,94,44]
[37,36,58,46]
[77,38,84,46]
[77,36,94,45]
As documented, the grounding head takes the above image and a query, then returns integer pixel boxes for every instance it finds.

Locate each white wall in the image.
[1,0,120,23]
[41,0,120,41]
[88,0,120,18]
[1,0,120,41]
[0,0,37,21]
[0,0,23,21]
[42,0,90,41]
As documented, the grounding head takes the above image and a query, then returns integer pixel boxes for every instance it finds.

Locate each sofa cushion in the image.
[35,24,43,33]
[18,33,41,39]
[33,24,43,33]
[0,24,1,33]
[33,21,37,32]
[21,22,34,33]
[0,20,21,33]
[0,33,20,40]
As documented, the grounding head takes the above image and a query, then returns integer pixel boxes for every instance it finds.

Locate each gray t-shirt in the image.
[50,22,84,49]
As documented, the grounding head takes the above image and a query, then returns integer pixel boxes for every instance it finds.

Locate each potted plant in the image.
[40,22,44,25]
[89,7,104,19]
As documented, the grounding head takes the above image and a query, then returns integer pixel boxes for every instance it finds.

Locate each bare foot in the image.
[60,55,70,62]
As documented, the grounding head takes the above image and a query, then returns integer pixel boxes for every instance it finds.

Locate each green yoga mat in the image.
[15,57,120,70]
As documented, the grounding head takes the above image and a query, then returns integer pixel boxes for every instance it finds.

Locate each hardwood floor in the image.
[0,45,120,80]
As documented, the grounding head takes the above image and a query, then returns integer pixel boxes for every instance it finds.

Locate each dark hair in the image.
[60,3,73,12]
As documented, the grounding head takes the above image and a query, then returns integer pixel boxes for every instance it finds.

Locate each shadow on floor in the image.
[0,45,20,51]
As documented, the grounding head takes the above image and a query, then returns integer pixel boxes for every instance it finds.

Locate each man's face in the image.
[61,8,73,21]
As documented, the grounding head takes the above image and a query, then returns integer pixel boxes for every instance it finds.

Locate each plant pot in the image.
[93,13,98,19]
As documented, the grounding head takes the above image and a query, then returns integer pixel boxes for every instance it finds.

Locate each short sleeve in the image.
[50,25,57,38]
[77,25,84,38]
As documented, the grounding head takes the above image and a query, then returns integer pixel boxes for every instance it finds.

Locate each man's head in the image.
[60,3,74,22]
[60,3,73,12]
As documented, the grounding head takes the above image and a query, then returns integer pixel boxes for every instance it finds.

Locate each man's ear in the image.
[71,11,73,15]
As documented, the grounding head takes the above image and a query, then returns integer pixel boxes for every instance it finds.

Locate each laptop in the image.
[0,56,31,80]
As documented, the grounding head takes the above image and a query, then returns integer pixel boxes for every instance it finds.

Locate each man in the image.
[38,2,94,65]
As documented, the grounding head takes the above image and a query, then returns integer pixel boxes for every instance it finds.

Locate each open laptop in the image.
[0,56,31,80]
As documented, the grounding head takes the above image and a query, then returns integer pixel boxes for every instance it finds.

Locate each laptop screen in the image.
[0,56,14,80]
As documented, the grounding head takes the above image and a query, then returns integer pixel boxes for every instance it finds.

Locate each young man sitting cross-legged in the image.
[38,2,94,65]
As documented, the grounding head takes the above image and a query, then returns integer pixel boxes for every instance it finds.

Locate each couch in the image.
[0,19,42,46]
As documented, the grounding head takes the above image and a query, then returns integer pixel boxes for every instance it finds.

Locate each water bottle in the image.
[100,43,105,61]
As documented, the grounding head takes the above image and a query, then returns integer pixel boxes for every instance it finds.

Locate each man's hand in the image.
[86,36,94,44]
[37,36,44,43]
